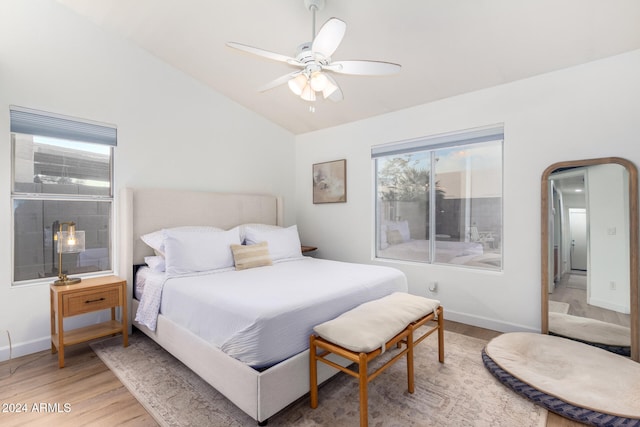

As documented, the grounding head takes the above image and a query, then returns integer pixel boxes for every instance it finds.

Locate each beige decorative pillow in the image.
[231,242,273,270]
[386,229,404,245]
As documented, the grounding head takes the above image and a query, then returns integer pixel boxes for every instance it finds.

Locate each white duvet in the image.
[377,239,484,264]
[135,257,407,368]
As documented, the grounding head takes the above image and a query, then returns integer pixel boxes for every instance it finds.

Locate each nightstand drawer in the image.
[63,287,120,316]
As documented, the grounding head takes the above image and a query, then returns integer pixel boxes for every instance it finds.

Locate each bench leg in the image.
[407,327,415,393]
[437,307,445,363]
[310,335,318,409]
[358,352,368,427]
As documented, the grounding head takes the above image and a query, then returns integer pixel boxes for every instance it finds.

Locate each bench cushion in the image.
[313,292,440,353]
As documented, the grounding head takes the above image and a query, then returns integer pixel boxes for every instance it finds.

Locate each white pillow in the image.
[144,255,166,273]
[141,226,224,256]
[163,227,241,275]
[244,225,302,261]
[238,223,282,244]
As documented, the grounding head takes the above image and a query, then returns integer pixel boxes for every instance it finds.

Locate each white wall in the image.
[2,0,639,361]
[0,0,295,360]
[588,164,630,313]
[295,49,640,333]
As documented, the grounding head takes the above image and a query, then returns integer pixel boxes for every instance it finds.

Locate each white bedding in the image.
[134,266,164,300]
[135,257,407,368]
[378,239,483,264]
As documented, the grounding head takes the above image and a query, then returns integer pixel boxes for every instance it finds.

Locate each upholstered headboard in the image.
[118,187,283,324]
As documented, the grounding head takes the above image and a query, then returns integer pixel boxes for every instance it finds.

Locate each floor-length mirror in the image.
[541,157,639,362]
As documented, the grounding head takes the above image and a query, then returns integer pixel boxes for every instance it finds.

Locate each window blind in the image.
[371,125,503,158]
[10,106,117,146]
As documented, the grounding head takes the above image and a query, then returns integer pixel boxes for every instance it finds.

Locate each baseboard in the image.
[587,297,630,315]
[445,309,539,334]
[0,335,51,363]
[0,312,538,362]
[0,312,115,362]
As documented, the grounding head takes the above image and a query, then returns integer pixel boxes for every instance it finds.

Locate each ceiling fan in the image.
[226,0,401,103]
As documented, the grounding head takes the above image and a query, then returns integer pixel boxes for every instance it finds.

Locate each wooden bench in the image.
[309,292,444,427]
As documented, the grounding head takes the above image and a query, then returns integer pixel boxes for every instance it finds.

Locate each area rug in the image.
[483,332,640,426]
[91,330,547,427]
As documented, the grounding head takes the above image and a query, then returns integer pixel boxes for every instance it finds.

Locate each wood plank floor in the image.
[0,321,585,426]
[549,273,630,327]
[0,343,156,426]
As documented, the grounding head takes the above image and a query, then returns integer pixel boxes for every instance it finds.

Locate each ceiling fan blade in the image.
[323,74,343,102]
[312,18,346,58]
[257,71,302,92]
[227,42,302,66]
[325,60,401,76]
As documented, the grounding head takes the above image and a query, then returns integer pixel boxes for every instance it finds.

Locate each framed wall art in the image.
[312,159,346,204]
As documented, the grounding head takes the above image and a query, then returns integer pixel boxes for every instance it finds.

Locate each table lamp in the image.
[53,221,85,286]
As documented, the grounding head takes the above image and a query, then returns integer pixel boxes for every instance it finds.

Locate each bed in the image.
[376,219,501,268]
[377,239,482,263]
[118,188,408,424]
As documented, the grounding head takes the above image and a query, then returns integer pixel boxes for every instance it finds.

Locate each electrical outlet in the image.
[610,281,616,290]
[428,281,438,292]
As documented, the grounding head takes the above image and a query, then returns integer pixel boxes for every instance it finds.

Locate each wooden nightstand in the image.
[301,245,318,253]
[50,275,128,368]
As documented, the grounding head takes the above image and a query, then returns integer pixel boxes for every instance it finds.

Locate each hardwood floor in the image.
[549,273,630,327]
[0,342,156,426]
[0,321,585,426]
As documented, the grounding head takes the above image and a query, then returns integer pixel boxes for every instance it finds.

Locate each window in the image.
[373,126,503,270]
[10,107,116,284]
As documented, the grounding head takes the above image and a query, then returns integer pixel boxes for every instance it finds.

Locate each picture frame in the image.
[313,159,347,204]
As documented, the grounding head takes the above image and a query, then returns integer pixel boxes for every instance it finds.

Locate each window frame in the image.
[372,125,504,270]
[10,107,116,286]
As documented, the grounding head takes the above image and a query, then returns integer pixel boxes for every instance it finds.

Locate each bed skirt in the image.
[131,299,349,423]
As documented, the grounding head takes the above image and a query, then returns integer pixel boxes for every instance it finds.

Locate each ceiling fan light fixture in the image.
[309,72,329,92]
[300,84,316,101]
[288,74,308,96]
[322,79,338,98]
[227,0,401,104]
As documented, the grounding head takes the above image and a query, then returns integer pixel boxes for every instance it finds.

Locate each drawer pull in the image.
[85,297,106,304]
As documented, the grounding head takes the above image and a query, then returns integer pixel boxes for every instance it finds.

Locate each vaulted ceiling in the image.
[56,0,640,135]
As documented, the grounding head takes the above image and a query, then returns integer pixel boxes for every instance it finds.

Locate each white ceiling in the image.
[56,0,640,135]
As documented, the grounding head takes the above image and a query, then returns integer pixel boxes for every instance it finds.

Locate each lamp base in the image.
[52,277,82,286]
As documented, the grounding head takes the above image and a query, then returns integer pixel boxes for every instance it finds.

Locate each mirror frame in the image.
[541,157,639,362]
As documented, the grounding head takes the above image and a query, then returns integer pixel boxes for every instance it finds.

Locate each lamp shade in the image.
[309,72,329,92]
[52,221,85,286]
[322,79,338,98]
[288,74,308,96]
[57,230,85,254]
[301,84,317,102]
